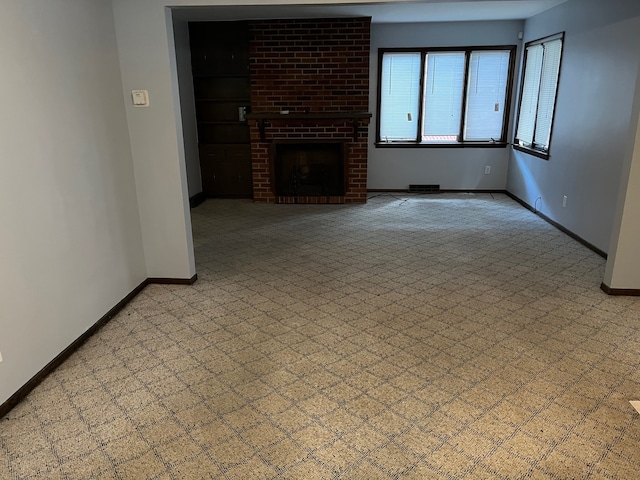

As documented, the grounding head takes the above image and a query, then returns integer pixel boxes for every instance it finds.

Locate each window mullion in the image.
[500,49,516,142]
[458,50,471,143]
[417,51,427,143]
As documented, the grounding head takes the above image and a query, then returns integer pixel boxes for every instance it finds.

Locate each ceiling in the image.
[172,0,568,23]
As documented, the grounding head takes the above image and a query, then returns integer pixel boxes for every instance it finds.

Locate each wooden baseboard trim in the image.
[367,189,508,195]
[189,192,206,209]
[440,189,508,194]
[147,274,198,285]
[0,273,198,419]
[505,192,607,259]
[600,283,640,296]
[0,279,147,419]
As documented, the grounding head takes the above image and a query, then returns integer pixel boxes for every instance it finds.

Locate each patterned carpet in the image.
[1,193,640,479]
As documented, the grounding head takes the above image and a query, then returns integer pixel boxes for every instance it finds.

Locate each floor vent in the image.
[409,184,441,193]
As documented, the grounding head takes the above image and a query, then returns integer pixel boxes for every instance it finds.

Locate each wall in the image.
[507,0,640,253]
[112,2,196,279]
[172,19,202,200]
[368,20,524,190]
[0,0,146,406]
[604,63,640,290]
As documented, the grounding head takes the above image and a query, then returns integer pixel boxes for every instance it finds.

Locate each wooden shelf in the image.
[192,74,250,79]
[245,112,372,120]
[245,112,372,142]
[195,98,250,102]
[198,121,248,125]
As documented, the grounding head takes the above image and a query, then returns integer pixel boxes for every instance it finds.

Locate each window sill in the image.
[374,141,509,149]
[512,144,550,160]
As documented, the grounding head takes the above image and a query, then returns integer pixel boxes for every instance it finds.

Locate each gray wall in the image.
[0,0,146,405]
[507,0,640,253]
[173,19,202,200]
[368,20,524,190]
[112,0,196,279]
[604,63,640,289]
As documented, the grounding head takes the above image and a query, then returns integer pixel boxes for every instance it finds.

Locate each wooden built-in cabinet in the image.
[189,21,252,198]
[199,145,253,197]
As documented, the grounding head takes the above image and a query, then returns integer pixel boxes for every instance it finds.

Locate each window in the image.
[515,33,564,158]
[377,46,516,147]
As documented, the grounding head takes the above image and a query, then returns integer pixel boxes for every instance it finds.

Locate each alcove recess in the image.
[189,21,253,198]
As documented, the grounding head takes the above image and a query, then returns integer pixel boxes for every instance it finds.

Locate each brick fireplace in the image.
[246,17,371,204]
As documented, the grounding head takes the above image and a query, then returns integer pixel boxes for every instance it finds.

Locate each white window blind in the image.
[516,35,563,153]
[534,39,562,149]
[379,53,421,141]
[422,52,465,141]
[516,44,544,146]
[377,46,515,145]
[464,50,511,141]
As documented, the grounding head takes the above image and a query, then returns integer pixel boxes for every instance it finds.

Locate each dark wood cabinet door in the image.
[227,146,253,197]
[189,22,249,77]
[199,145,252,198]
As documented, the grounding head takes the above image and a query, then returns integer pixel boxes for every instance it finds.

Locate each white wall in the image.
[368,21,524,190]
[507,0,640,253]
[112,2,196,278]
[0,0,146,405]
[172,19,202,200]
[604,63,640,290]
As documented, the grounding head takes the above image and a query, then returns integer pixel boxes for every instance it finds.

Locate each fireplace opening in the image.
[273,142,345,198]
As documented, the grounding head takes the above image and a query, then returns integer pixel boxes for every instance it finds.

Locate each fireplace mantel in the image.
[246,112,372,142]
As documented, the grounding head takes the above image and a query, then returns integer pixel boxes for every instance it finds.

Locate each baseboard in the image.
[189,192,206,208]
[600,283,640,296]
[148,274,198,285]
[0,274,198,419]
[367,189,508,194]
[441,189,508,194]
[505,191,607,259]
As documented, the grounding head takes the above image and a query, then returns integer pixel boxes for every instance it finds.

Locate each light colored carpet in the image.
[1,193,640,479]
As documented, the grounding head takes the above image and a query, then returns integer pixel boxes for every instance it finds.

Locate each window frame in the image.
[375,45,517,148]
[513,32,565,160]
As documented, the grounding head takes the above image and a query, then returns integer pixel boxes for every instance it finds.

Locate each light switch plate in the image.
[131,90,149,107]
[0,351,3,363]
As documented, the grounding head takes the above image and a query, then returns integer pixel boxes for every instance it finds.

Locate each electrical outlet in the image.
[485,166,491,175]
[562,195,568,208]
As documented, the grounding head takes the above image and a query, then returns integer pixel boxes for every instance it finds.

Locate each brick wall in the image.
[248,17,371,204]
